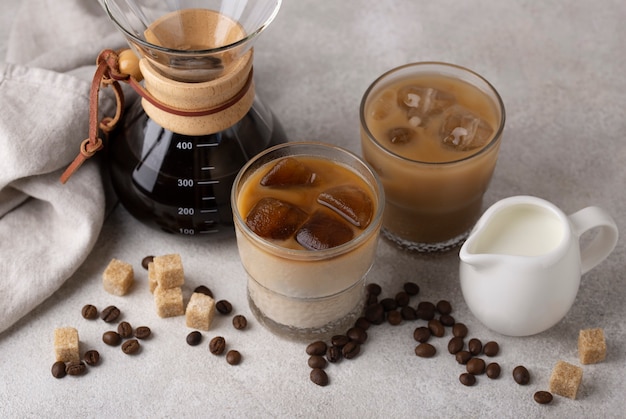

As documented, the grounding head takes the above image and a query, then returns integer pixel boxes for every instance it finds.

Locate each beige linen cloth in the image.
[0,0,126,333]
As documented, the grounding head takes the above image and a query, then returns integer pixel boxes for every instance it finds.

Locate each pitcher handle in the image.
[568,206,619,275]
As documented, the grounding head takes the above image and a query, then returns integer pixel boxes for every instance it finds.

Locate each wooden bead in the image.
[118,49,142,81]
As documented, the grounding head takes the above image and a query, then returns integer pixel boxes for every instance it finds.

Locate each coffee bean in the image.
[447,337,464,354]
[380,297,397,312]
[436,300,452,315]
[226,350,242,365]
[308,355,327,369]
[455,350,472,365]
[83,350,100,366]
[452,323,468,338]
[366,283,382,296]
[331,335,350,348]
[326,345,342,363]
[439,314,455,327]
[403,282,420,296]
[100,305,121,323]
[459,372,476,386]
[81,304,98,320]
[66,361,87,376]
[134,326,152,340]
[306,341,327,356]
[51,361,66,378]
[395,291,410,307]
[364,303,385,325]
[216,300,233,315]
[466,358,486,375]
[232,315,248,330]
[534,391,553,404]
[486,362,501,379]
[342,341,360,359]
[416,301,436,320]
[117,321,133,338]
[468,338,482,355]
[400,306,418,320]
[186,331,202,346]
[387,310,403,326]
[415,343,436,358]
[366,293,378,305]
[347,327,368,344]
[413,326,431,343]
[122,339,141,355]
[427,319,445,337]
[102,331,122,346]
[355,317,371,330]
[513,365,530,385]
[141,255,154,270]
[310,368,329,386]
[194,285,214,298]
[209,336,226,355]
[483,341,499,357]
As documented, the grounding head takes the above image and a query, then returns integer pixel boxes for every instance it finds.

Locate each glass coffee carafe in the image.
[102,0,286,237]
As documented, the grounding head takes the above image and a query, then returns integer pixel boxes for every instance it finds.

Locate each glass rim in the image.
[103,0,282,55]
[231,141,385,261]
[359,61,506,166]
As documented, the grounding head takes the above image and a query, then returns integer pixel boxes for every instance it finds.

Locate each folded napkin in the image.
[0,0,125,333]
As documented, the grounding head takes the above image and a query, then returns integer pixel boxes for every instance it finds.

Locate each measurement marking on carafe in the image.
[197,180,219,185]
[196,143,219,148]
[201,166,215,171]
[201,209,218,214]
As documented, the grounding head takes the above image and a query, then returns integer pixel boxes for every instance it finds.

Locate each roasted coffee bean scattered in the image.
[100,305,121,323]
[366,283,382,296]
[331,335,350,348]
[347,327,368,344]
[483,341,499,357]
[400,306,418,320]
[452,323,468,338]
[226,350,242,365]
[51,361,67,378]
[395,292,410,307]
[380,297,397,312]
[232,315,248,330]
[416,301,436,320]
[447,337,464,354]
[427,319,445,337]
[194,285,214,298]
[468,338,482,355]
[186,331,202,346]
[415,343,436,358]
[387,310,403,326]
[364,303,385,325]
[413,326,431,343]
[83,350,100,366]
[209,336,226,355]
[342,341,360,359]
[466,358,486,375]
[486,362,501,379]
[439,314,455,327]
[102,331,122,346]
[216,300,233,315]
[326,345,342,363]
[117,321,133,339]
[141,255,154,270]
[403,282,420,296]
[81,304,98,320]
[459,372,476,386]
[436,300,452,315]
[308,355,327,369]
[355,317,371,330]
[310,368,329,386]
[306,341,327,356]
[122,339,141,355]
[534,390,553,404]
[66,361,87,376]
[134,326,152,340]
[455,350,472,365]
[366,293,378,305]
[513,365,530,385]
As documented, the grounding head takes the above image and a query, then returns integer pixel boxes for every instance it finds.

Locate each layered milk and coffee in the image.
[361,66,503,250]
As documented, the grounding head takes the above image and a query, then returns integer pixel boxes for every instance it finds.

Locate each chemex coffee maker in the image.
[62,0,286,237]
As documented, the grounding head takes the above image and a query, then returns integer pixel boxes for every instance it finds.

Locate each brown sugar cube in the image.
[54,327,80,363]
[148,262,158,294]
[153,254,184,289]
[549,360,583,399]
[578,328,606,364]
[185,292,216,331]
[102,258,134,296]
[154,286,185,318]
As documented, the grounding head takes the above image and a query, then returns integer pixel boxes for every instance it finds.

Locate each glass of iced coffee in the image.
[360,62,505,252]
[231,142,384,340]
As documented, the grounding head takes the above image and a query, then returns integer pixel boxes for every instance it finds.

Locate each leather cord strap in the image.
[60,49,254,183]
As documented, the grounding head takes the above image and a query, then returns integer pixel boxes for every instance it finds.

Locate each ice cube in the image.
[386,127,415,145]
[317,185,373,229]
[369,90,395,121]
[245,197,308,240]
[439,105,494,151]
[397,86,456,125]
[260,157,317,187]
[295,211,354,250]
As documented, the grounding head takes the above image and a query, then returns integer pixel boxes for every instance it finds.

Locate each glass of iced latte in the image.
[232,142,384,340]
[360,62,505,252]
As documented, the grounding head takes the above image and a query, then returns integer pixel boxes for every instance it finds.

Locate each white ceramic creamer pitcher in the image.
[459,195,618,336]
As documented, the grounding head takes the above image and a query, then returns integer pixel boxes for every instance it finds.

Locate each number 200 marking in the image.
[178,207,195,216]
